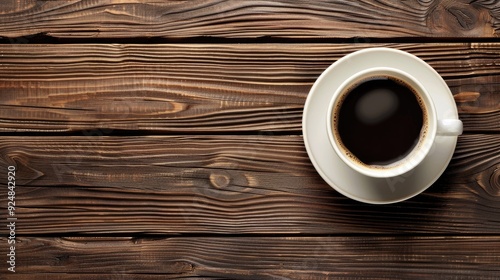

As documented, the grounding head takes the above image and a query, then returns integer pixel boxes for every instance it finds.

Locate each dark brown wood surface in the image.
[1,134,499,235]
[0,43,498,133]
[2,236,500,279]
[1,0,500,279]
[0,0,498,39]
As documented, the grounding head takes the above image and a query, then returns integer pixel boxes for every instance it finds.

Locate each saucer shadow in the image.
[323,174,457,234]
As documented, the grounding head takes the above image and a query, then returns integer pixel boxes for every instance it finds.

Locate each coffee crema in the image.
[332,76,427,168]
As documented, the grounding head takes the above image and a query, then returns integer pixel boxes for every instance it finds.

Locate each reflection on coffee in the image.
[334,76,426,166]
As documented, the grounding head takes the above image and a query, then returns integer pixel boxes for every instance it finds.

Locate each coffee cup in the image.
[326,67,462,178]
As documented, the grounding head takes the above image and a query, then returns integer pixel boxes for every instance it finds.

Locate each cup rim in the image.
[326,67,438,178]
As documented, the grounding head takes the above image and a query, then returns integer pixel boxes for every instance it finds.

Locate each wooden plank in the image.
[0,43,498,133]
[0,0,498,39]
[2,236,500,279]
[3,275,206,280]
[1,134,498,235]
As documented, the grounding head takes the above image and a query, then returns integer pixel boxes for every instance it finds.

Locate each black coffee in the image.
[334,76,425,166]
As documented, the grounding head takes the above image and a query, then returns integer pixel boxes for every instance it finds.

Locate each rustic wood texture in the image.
[2,236,500,279]
[0,43,499,133]
[1,1,499,279]
[0,0,498,39]
[1,134,498,235]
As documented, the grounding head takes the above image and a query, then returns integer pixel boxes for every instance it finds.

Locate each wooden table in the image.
[1,1,499,279]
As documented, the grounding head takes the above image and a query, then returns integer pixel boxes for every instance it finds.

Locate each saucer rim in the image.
[302,47,459,204]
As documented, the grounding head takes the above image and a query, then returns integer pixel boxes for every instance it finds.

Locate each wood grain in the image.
[0,2,498,279]
[2,275,188,280]
[0,43,498,133]
[2,236,500,279]
[1,134,498,235]
[0,0,498,39]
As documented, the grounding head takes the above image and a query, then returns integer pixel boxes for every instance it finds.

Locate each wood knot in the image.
[209,172,231,189]
[487,166,500,196]
[426,0,494,36]
[476,165,500,198]
[55,255,70,264]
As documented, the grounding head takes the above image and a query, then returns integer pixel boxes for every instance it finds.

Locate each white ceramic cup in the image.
[326,67,462,178]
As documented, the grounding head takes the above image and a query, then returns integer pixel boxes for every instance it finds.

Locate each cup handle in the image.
[437,119,463,136]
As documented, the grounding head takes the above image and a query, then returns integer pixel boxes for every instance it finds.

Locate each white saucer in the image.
[303,48,460,204]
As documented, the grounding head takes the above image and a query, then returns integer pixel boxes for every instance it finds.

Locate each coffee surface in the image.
[335,77,424,166]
